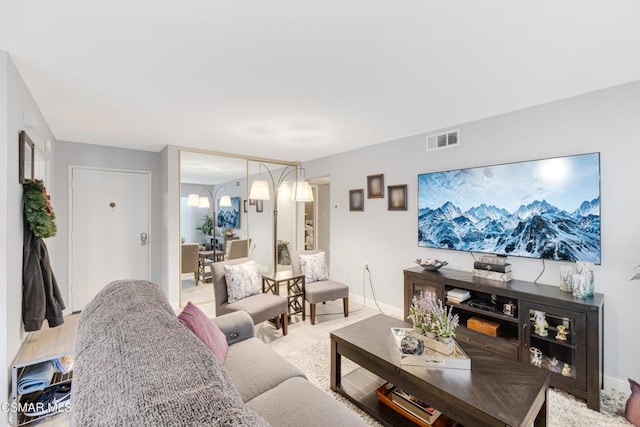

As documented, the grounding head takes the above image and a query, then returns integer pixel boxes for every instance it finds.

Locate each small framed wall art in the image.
[256,200,264,213]
[388,184,408,211]
[19,131,34,184]
[349,189,364,212]
[367,174,384,199]
[243,199,248,213]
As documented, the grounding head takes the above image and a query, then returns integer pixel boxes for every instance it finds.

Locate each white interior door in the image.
[70,167,150,311]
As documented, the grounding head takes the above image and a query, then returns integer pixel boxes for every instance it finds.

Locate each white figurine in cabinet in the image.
[562,363,571,377]
[530,347,543,367]
[532,310,549,337]
[556,325,569,341]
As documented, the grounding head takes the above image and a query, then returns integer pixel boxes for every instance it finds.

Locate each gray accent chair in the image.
[291,249,349,325]
[212,257,288,334]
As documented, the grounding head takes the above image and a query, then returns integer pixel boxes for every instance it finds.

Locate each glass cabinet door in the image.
[403,274,444,321]
[412,279,441,299]
[521,302,586,389]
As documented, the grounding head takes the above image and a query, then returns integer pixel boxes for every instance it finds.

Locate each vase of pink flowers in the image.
[431,298,459,343]
[408,290,460,353]
[408,291,437,337]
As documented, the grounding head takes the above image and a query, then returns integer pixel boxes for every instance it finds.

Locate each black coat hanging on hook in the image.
[21,180,65,331]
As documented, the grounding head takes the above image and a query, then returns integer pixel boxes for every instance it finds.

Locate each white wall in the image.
[180,181,250,245]
[276,182,295,251]
[0,50,9,427]
[218,180,248,239]
[244,163,299,273]
[180,196,199,244]
[246,165,275,272]
[305,80,640,391]
[162,145,180,306]
[180,183,215,244]
[1,51,57,427]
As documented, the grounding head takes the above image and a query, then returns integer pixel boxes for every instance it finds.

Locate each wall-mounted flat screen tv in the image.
[418,153,601,263]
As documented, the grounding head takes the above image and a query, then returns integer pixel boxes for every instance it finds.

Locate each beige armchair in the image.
[291,249,349,325]
[181,243,200,282]
[211,257,288,334]
[225,239,250,260]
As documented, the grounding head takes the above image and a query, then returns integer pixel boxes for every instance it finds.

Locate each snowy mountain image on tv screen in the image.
[418,153,601,263]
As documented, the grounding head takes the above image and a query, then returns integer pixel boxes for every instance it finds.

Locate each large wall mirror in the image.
[179,150,301,308]
[247,160,299,275]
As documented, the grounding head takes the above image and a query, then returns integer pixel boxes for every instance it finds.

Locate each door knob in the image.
[140,232,148,246]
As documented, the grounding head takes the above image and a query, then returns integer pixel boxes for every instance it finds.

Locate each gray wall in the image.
[161,145,180,305]
[1,51,57,427]
[305,80,640,391]
[52,141,163,309]
[317,184,331,264]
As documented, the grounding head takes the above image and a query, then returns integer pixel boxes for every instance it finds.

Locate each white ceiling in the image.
[180,151,294,186]
[180,151,247,185]
[2,1,639,162]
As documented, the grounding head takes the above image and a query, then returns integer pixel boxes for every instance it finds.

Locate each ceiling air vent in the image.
[426,129,460,152]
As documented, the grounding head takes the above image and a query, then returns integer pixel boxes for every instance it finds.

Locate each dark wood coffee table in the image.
[331,314,549,427]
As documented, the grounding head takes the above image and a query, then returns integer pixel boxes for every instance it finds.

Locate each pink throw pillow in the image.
[627,378,640,426]
[178,302,228,363]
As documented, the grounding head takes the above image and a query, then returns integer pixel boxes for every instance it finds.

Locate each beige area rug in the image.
[285,340,631,427]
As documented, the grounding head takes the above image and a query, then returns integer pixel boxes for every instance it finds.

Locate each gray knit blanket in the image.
[71,280,269,426]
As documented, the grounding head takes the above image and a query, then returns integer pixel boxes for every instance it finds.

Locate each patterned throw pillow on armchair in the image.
[223,260,261,303]
[299,251,328,283]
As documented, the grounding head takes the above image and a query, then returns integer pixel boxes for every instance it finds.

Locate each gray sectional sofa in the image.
[71,280,366,426]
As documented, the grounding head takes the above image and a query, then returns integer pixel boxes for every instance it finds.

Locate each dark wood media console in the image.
[404,266,604,411]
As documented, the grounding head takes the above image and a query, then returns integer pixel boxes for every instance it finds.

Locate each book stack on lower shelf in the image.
[446,288,470,304]
[376,383,442,426]
[473,256,512,282]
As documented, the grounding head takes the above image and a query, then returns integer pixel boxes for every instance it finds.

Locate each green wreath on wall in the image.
[23,179,57,238]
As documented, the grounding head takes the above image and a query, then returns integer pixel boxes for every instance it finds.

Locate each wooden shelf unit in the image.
[11,314,79,426]
[404,266,604,411]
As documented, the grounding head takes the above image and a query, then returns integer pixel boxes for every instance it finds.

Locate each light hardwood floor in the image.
[34,297,383,426]
[180,275,215,306]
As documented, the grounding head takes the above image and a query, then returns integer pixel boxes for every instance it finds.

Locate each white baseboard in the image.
[348,292,403,320]
[604,375,631,396]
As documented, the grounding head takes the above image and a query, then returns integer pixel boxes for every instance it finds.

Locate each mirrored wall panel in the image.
[179,150,300,307]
